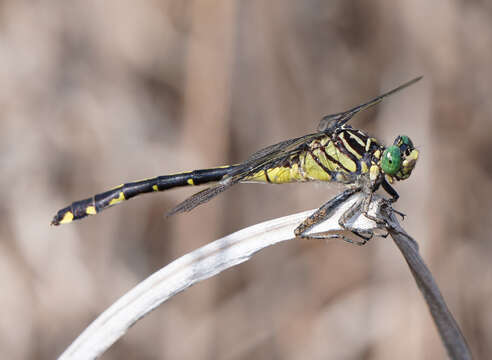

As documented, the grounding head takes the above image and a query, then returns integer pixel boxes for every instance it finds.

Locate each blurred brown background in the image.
[1,1,491,359]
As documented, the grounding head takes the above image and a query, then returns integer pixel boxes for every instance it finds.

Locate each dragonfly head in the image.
[381,135,419,181]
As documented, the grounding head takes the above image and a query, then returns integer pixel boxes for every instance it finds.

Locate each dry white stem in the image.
[58,193,383,360]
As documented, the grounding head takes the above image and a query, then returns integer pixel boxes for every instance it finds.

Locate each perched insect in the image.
[51,77,421,244]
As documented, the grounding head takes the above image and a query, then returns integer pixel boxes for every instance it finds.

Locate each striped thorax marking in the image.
[243,129,382,185]
[339,131,363,160]
[51,77,421,226]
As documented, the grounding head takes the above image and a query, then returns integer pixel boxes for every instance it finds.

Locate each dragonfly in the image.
[51,77,421,245]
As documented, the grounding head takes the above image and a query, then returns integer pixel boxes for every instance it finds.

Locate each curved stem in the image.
[383,207,472,360]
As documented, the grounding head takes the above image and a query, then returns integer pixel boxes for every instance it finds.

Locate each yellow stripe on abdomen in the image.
[108,191,125,206]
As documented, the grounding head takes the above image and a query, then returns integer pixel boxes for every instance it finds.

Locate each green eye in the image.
[381,146,401,175]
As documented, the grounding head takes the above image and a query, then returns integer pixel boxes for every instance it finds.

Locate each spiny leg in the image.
[295,188,369,246]
[299,232,367,246]
[337,198,373,245]
[361,191,387,225]
[295,188,358,236]
[361,189,404,228]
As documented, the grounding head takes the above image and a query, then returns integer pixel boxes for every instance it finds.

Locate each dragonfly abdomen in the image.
[51,77,420,226]
[51,166,236,225]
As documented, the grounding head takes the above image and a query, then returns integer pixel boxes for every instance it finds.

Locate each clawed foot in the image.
[381,199,406,220]
[393,209,406,220]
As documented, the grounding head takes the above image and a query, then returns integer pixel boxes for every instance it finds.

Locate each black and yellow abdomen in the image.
[51,128,383,226]
[52,76,420,226]
[51,167,237,225]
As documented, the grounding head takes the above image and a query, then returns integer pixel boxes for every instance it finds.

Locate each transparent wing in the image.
[318,76,422,132]
[167,133,323,216]
[168,76,422,216]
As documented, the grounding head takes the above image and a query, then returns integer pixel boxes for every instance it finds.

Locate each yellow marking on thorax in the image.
[152,185,158,191]
[337,153,357,173]
[111,184,124,190]
[327,141,356,173]
[302,151,332,181]
[320,136,331,146]
[360,161,368,174]
[86,206,97,215]
[307,138,358,177]
[339,132,362,160]
[59,211,74,224]
[365,137,378,152]
[348,132,366,147]
[187,178,194,185]
[321,142,339,171]
[109,191,125,206]
[311,147,335,172]
[369,165,380,182]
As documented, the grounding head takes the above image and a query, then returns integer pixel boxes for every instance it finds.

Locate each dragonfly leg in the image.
[338,198,373,245]
[294,188,358,237]
[380,231,390,238]
[295,188,372,246]
[381,179,406,220]
[361,192,387,225]
[391,208,406,220]
[382,178,399,202]
[302,232,368,246]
